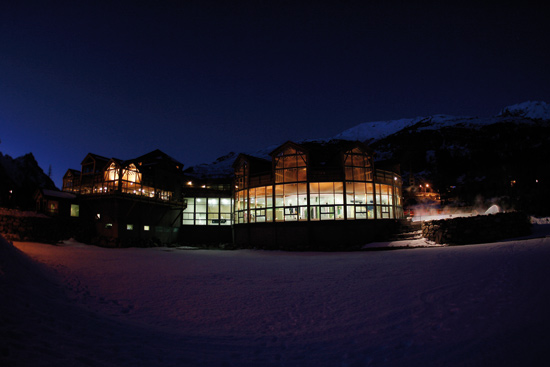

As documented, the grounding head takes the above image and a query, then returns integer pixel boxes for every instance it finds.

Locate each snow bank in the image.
[0,236,204,367]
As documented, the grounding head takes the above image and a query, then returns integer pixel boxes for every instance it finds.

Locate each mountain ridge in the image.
[188,100,549,176]
[334,101,550,144]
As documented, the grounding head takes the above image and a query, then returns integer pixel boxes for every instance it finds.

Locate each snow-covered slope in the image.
[333,101,550,143]
[498,101,550,120]
[5,229,550,366]
[333,115,475,143]
[184,144,277,180]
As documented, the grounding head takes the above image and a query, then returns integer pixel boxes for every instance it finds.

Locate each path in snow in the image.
[2,234,550,366]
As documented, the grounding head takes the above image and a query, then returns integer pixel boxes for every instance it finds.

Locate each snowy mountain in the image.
[358,101,550,214]
[184,144,278,180]
[498,100,550,120]
[334,101,550,143]
[189,101,549,175]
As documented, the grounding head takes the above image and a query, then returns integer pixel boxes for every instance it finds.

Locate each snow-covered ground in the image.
[2,225,550,367]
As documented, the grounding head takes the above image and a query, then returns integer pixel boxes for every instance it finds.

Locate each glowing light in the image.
[187,181,193,185]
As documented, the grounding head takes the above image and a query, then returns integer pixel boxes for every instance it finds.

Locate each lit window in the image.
[70,204,80,217]
[48,201,59,215]
[344,148,373,181]
[127,224,134,231]
[144,225,150,231]
[274,147,307,183]
[104,162,120,181]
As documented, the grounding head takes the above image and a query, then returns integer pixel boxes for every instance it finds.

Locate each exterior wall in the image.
[178,225,233,246]
[234,220,401,250]
[79,195,184,247]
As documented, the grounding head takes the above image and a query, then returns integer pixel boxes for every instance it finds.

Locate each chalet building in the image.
[35,188,77,217]
[61,149,228,246]
[230,140,403,249]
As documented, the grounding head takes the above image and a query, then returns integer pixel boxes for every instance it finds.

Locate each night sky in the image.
[1,1,549,188]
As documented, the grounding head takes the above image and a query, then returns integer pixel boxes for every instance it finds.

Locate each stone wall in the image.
[0,209,92,244]
[422,212,531,245]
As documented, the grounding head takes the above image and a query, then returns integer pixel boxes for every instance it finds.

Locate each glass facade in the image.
[182,197,233,226]
[233,144,403,224]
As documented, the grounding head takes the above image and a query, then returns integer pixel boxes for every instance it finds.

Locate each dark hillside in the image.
[0,152,57,209]
[371,121,550,215]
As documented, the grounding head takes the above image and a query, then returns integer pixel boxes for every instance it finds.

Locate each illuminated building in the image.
[59,141,403,248]
[232,140,403,249]
[62,150,191,246]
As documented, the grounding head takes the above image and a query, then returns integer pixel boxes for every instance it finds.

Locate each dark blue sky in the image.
[1,1,549,188]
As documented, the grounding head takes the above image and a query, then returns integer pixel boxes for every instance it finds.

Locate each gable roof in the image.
[81,153,111,166]
[269,141,308,157]
[131,149,183,169]
[267,140,374,171]
[63,169,81,178]
[233,153,269,167]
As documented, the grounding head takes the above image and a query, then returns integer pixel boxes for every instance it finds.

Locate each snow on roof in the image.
[42,189,77,200]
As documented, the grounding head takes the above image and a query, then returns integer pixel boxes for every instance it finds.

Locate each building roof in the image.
[63,169,81,178]
[268,140,373,171]
[81,153,111,165]
[40,189,77,200]
[233,153,272,173]
[131,149,183,169]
